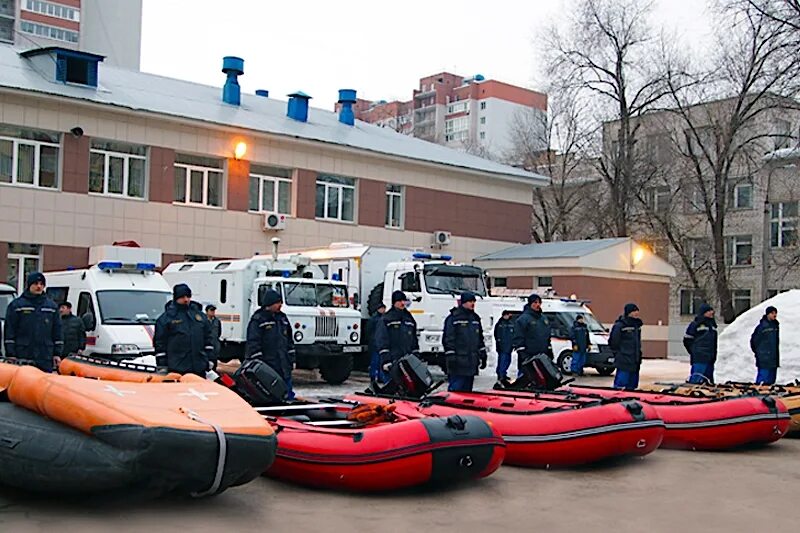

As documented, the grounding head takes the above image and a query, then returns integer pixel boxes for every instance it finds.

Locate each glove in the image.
[382,362,392,372]
[208,360,217,371]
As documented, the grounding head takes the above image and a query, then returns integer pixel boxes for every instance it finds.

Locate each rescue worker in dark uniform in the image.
[750,306,779,385]
[374,290,419,374]
[493,310,515,380]
[512,293,553,375]
[59,301,86,357]
[366,302,387,382]
[246,289,296,399]
[442,292,487,392]
[3,272,63,372]
[609,303,643,390]
[570,314,590,376]
[205,304,222,368]
[154,283,214,377]
[683,303,717,384]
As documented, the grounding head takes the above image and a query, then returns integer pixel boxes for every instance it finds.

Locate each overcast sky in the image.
[140,0,713,110]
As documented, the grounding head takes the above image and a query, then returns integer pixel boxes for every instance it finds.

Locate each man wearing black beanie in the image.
[154,283,214,376]
[609,303,643,390]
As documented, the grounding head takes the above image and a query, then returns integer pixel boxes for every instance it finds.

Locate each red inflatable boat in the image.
[258,403,505,491]
[345,391,664,468]
[531,386,791,450]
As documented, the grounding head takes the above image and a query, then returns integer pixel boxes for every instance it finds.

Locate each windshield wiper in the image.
[103,317,136,324]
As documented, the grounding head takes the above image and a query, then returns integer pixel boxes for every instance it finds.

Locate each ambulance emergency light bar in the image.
[412,253,453,261]
[97,261,157,272]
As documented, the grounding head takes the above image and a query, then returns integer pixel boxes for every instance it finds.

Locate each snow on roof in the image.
[475,238,630,261]
[0,47,548,185]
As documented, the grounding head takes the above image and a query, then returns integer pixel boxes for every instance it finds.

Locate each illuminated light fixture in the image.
[234,141,247,160]
[631,246,645,267]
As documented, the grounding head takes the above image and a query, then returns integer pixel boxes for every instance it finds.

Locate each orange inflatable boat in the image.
[0,361,276,497]
[59,354,182,382]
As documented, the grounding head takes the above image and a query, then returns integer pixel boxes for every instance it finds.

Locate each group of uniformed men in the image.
[2,272,785,397]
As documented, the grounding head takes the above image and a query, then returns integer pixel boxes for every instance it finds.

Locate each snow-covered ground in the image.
[716,290,800,383]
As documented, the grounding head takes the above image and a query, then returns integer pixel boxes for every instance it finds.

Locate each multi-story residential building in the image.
[0,0,141,69]
[0,46,547,294]
[337,72,548,160]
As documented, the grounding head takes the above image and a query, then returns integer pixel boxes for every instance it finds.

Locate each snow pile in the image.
[716,290,800,383]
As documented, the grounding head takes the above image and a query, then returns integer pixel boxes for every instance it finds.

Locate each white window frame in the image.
[174,163,223,208]
[0,134,59,189]
[649,185,671,213]
[726,235,753,266]
[732,181,753,209]
[732,289,752,317]
[679,288,702,316]
[316,176,355,222]
[7,249,41,294]
[385,184,404,229]
[23,0,81,22]
[89,148,147,199]
[250,172,292,215]
[19,20,79,43]
[770,201,798,248]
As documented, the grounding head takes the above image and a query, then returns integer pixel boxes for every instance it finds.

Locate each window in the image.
[767,289,789,299]
[7,243,41,294]
[89,140,147,199]
[23,0,81,21]
[493,277,508,288]
[683,182,705,213]
[731,181,753,210]
[385,184,403,229]
[732,289,751,317]
[773,119,792,150]
[479,132,486,140]
[19,20,79,43]
[315,175,355,222]
[645,134,670,164]
[679,289,704,316]
[725,235,753,266]
[174,154,223,207]
[446,101,469,114]
[537,276,553,287]
[480,102,487,110]
[647,186,671,213]
[219,280,228,304]
[46,286,69,306]
[249,165,292,215]
[1,17,13,44]
[77,292,95,329]
[480,117,486,125]
[685,238,710,269]
[770,202,798,248]
[0,125,59,189]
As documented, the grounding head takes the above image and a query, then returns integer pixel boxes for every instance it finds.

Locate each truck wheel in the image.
[366,283,385,316]
[557,351,573,375]
[319,356,353,385]
[597,367,615,376]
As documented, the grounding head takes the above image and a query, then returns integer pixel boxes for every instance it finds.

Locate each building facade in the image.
[0,46,546,295]
[337,72,548,160]
[0,0,141,69]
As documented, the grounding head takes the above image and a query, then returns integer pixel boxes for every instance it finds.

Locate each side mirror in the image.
[82,313,96,331]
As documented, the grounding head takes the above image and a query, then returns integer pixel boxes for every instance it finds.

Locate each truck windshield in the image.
[423,265,487,297]
[96,290,172,325]
[0,292,14,318]
[282,282,349,308]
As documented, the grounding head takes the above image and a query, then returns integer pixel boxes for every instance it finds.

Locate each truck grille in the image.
[315,316,339,338]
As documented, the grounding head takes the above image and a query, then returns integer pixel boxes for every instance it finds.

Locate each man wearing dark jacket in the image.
[683,303,717,384]
[246,289,296,400]
[750,306,779,385]
[512,294,553,375]
[367,302,387,382]
[154,283,214,377]
[205,304,221,368]
[493,310,515,380]
[443,292,487,392]
[4,272,63,372]
[609,303,643,390]
[375,290,419,372]
[59,301,86,357]
[570,315,590,376]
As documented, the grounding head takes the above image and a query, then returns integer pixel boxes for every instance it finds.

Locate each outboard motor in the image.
[232,359,289,405]
[373,355,437,399]
[495,354,567,391]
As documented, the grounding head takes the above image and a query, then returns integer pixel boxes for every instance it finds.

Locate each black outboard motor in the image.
[373,354,437,399]
[233,359,288,405]
[495,354,567,391]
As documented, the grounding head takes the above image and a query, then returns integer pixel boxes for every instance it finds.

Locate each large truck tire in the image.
[366,283,385,316]
[319,356,353,385]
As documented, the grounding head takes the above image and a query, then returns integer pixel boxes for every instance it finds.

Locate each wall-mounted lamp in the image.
[234,141,247,160]
[70,126,84,138]
[631,245,645,269]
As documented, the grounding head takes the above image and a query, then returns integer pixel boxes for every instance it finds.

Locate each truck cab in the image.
[0,283,17,356]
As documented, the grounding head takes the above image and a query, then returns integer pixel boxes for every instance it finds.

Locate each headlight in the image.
[293,331,304,342]
[111,344,140,354]
[350,331,359,342]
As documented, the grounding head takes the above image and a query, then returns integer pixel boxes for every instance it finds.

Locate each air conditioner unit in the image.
[432,230,452,247]
[263,212,287,231]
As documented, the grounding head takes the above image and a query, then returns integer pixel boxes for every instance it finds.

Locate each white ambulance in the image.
[44,245,172,359]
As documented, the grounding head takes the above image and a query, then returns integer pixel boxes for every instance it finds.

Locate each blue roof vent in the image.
[337,89,357,126]
[20,47,105,88]
[255,89,269,98]
[221,56,244,106]
[287,91,312,122]
[474,74,485,81]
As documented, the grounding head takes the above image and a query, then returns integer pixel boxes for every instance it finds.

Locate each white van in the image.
[491,297,614,376]
[45,245,171,359]
[0,283,16,356]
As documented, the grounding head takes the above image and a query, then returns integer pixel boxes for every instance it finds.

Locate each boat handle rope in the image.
[181,408,227,498]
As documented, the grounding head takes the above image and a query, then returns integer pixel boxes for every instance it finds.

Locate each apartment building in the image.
[0,0,141,69]
[338,72,548,160]
[0,46,547,294]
